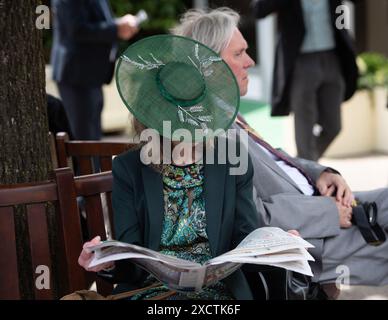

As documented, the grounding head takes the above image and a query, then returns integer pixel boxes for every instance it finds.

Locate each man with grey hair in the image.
[172,7,388,298]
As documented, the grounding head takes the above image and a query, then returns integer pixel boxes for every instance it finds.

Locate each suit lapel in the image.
[248,137,304,193]
[329,0,340,25]
[141,165,164,251]
[231,122,304,192]
[204,162,226,257]
[97,0,114,21]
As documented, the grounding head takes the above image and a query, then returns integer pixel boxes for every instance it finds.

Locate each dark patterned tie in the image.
[235,114,318,192]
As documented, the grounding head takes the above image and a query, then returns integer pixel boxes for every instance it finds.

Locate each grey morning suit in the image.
[233,122,388,285]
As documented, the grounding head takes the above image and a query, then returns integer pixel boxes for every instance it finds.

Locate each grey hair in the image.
[170,7,240,54]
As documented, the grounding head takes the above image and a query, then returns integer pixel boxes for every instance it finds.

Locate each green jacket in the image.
[111,145,262,300]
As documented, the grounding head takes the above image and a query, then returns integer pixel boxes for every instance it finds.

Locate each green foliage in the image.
[111,0,190,56]
[357,52,388,90]
[110,0,187,32]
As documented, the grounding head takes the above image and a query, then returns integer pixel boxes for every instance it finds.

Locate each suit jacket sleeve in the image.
[110,155,148,285]
[232,153,264,248]
[251,0,291,18]
[254,188,341,239]
[252,149,341,238]
[246,145,343,240]
[54,0,118,44]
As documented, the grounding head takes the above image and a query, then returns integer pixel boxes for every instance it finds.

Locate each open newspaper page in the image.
[87,227,314,292]
[207,227,315,276]
[86,241,208,291]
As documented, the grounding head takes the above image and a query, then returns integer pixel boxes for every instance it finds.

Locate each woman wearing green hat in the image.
[78,35,262,300]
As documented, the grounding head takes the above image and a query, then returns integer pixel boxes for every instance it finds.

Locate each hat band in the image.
[156,67,207,107]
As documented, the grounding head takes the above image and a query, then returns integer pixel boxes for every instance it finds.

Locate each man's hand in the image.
[316,171,354,207]
[116,14,139,40]
[335,200,353,228]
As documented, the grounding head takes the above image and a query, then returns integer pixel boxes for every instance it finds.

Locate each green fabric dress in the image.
[131,163,234,300]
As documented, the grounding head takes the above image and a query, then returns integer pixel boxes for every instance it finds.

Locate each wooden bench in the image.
[72,170,115,295]
[0,167,115,299]
[0,168,87,299]
[55,132,134,175]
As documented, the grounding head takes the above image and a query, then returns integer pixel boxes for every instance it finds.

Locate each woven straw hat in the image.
[115,35,240,141]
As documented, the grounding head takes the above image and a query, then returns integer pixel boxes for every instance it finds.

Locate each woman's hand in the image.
[287,229,300,237]
[78,236,114,272]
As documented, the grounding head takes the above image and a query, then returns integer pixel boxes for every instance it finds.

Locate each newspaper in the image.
[87,227,315,292]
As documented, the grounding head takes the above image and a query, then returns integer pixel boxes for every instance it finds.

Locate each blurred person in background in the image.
[252,0,359,161]
[51,0,139,141]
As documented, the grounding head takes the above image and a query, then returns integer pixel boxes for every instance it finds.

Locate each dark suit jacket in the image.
[46,94,74,138]
[252,0,359,116]
[110,144,262,300]
[51,0,118,86]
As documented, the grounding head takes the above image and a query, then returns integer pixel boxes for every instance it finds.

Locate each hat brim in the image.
[116,35,240,141]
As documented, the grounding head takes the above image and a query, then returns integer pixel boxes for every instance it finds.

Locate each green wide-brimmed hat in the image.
[115,34,240,141]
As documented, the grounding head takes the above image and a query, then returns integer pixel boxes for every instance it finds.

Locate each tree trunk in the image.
[0,0,51,183]
[0,0,54,299]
